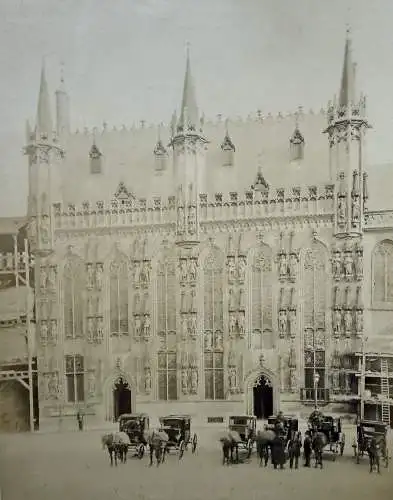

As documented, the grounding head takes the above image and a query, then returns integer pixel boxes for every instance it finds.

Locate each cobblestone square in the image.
[1,427,392,500]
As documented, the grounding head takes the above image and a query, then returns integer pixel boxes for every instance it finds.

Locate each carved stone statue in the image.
[87,317,94,342]
[188,259,197,281]
[288,308,297,338]
[352,197,360,223]
[215,330,223,350]
[343,253,353,280]
[181,369,188,394]
[50,319,58,343]
[238,313,245,335]
[288,253,298,281]
[48,266,57,289]
[40,320,48,343]
[238,288,245,310]
[88,371,96,398]
[188,315,197,338]
[134,316,142,336]
[344,309,353,335]
[96,317,104,342]
[48,372,59,399]
[86,263,94,289]
[227,257,236,282]
[278,253,287,279]
[229,368,237,392]
[133,261,141,283]
[180,260,188,282]
[355,309,364,334]
[143,314,151,338]
[337,197,346,224]
[141,262,150,285]
[182,317,188,339]
[290,369,297,393]
[332,251,342,280]
[95,263,103,290]
[190,369,198,393]
[238,256,246,282]
[333,308,342,336]
[229,313,237,335]
[355,251,363,280]
[204,331,213,350]
[40,267,47,290]
[177,207,185,234]
[144,368,152,394]
[228,288,236,310]
[278,309,287,337]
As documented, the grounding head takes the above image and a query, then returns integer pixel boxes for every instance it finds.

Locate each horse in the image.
[255,429,276,467]
[146,429,168,467]
[311,431,327,469]
[101,432,130,466]
[366,437,381,474]
[219,430,242,465]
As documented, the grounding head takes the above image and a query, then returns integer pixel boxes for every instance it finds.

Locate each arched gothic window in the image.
[110,257,129,335]
[302,242,328,399]
[156,251,177,400]
[203,247,224,400]
[251,245,273,349]
[373,241,393,304]
[64,256,84,339]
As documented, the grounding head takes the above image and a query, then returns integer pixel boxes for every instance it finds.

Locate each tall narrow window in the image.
[65,354,85,402]
[251,245,273,350]
[203,248,224,400]
[157,251,177,400]
[373,241,393,304]
[110,258,129,335]
[64,257,84,339]
[302,242,328,398]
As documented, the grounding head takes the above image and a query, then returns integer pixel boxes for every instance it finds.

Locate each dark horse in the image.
[101,432,129,466]
[311,431,327,469]
[255,429,276,467]
[367,437,381,474]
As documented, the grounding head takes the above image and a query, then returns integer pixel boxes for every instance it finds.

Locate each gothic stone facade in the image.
[24,38,393,430]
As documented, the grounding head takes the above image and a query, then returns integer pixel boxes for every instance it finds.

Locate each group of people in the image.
[266,429,314,470]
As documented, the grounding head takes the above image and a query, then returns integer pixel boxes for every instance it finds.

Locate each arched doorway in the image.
[113,377,132,421]
[253,374,273,419]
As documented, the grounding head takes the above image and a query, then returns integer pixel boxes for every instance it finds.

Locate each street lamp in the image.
[313,372,320,409]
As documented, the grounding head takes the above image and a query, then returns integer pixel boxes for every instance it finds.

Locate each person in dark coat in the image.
[287,432,302,469]
[77,411,84,431]
[303,430,312,467]
[271,435,285,469]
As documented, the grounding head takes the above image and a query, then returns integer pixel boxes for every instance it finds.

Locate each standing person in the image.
[303,430,312,467]
[271,435,285,470]
[288,431,302,469]
[76,410,84,431]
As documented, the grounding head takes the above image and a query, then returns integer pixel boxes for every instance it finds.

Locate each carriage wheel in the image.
[247,439,253,458]
[138,444,145,459]
[192,434,197,454]
[179,440,185,459]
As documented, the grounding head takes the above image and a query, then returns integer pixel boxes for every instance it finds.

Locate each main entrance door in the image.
[253,374,273,419]
[113,378,132,421]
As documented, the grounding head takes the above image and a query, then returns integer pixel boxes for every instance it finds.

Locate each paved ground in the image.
[0,425,392,500]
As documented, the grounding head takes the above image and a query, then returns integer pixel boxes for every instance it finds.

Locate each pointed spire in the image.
[178,44,199,132]
[221,119,235,151]
[36,60,53,138]
[339,28,356,108]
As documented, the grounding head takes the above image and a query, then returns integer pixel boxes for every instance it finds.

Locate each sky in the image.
[1,0,393,216]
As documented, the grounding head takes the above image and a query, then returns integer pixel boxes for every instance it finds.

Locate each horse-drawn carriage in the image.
[355,420,389,468]
[228,415,257,458]
[118,413,149,459]
[159,415,197,459]
[307,410,345,460]
[267,414,299,444]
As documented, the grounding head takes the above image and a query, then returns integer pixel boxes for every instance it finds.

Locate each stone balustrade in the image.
[52,184,335,231]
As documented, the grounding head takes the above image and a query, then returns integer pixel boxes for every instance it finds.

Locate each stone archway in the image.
[244,368,279,418]
[103,371,136,422]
